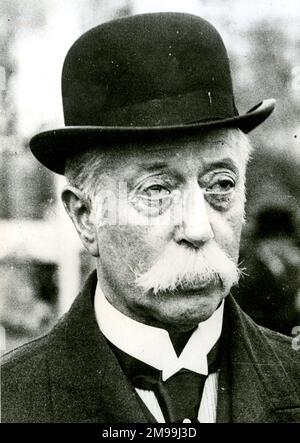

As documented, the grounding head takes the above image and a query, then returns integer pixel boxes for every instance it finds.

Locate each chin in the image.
[147,286,225,330]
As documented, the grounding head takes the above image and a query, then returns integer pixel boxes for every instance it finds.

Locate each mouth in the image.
[155,281,216,297]
[176,283,214,295]
[149,273,225,297]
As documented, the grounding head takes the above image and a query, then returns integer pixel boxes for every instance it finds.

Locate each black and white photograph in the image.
[1,0,300,425]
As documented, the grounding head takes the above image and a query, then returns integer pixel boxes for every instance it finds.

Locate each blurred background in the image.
[1,0,300,352]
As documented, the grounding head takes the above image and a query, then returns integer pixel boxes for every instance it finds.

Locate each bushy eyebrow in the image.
[136,161,169,172]
[126,156,239,187]
[201,158,239,175]
[127,162,183,186]
[136,154,238,172]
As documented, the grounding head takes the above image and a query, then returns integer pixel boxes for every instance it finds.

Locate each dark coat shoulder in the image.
[1,274,300,423]
[2,332,55,422]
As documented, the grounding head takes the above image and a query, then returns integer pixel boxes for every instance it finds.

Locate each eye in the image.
[141,184,171,199]
[203,172,237,211]
[206,177,235,194]
[130,182,173,217]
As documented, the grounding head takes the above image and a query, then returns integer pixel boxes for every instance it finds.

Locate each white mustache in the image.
[134,240,240,295]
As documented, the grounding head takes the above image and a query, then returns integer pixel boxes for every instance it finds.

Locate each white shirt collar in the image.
[94,283,224,381]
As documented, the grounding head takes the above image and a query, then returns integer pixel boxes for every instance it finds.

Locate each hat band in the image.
[65,90,238,127]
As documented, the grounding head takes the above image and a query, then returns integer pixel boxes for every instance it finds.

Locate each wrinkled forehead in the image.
[101,128,249,174]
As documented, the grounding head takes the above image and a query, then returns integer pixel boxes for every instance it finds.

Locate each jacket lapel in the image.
[46,272,154,423]
[224,295,300,423]
[46,272,299,423]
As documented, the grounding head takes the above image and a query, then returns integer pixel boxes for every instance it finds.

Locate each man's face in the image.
[88,130,248,331]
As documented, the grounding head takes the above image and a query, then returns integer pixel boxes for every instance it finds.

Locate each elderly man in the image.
[2,12,300,423]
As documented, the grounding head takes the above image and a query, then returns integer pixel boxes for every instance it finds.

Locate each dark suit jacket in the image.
[1,271,300,423]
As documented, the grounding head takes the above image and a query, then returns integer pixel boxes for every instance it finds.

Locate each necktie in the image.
[108,339,220,423]
[133,367,207,423]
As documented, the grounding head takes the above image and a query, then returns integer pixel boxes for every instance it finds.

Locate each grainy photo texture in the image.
[0,0,300,424]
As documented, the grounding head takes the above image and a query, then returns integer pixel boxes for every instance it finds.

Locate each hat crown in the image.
[62,12,237,127]
[29,12,276,174]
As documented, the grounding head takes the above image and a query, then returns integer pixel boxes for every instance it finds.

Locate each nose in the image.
[174,183,214,248]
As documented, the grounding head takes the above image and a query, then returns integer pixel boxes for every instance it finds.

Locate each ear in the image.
[61,186,99,257]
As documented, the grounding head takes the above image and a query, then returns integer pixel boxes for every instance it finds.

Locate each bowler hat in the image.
[30,12,276,174]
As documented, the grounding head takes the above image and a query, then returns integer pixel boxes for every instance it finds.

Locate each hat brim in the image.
[30,98,275,174]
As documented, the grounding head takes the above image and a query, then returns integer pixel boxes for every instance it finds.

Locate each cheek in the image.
[117,203,175,264]
[95,188,177,277]
[209,203,244,262]
[98,225,142,264]
[97,224,168,277]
